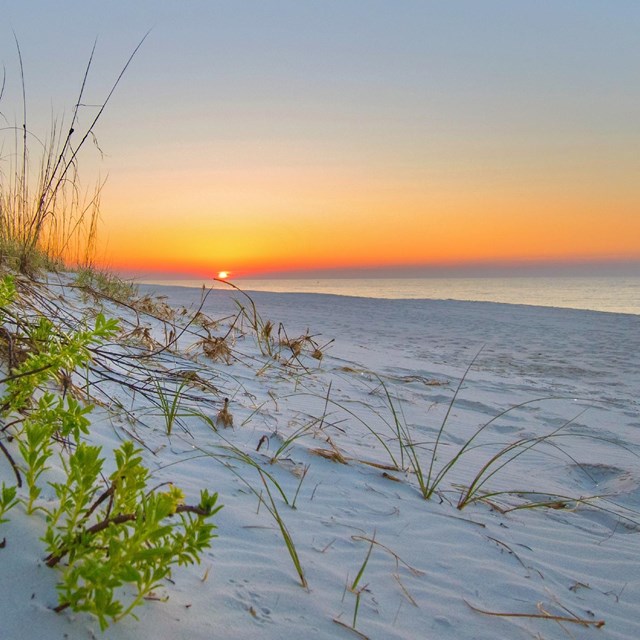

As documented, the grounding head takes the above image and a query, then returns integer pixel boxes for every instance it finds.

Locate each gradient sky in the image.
[1,1,639,278]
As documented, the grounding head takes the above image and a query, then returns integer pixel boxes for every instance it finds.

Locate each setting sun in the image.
[217,271,230,279]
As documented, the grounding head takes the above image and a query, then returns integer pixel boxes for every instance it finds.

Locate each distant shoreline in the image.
[137,274,640,316]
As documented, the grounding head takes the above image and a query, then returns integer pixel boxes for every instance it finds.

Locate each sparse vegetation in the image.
[0,274,221,628]
[74,267,138,303]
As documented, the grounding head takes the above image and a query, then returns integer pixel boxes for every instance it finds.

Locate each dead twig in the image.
[464,600,605,628]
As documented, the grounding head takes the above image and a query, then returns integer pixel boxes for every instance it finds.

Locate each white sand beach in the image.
[2,277,639,639]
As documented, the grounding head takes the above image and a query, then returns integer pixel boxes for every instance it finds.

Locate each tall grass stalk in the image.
[290,464,309,509]
[270,417,322,463]
[181,430,308,588]
[214,278,273,356]
[0,34,148,272]
[189,424,292,506]
[359,365,608,506]
[422,349,483,499]
[285,391,401,470]
[374,378,406,470]
[423,395,595,501]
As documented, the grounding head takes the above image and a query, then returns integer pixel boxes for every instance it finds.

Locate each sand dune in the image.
[1,277,638,639]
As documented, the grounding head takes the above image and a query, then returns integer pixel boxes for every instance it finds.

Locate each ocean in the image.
[139,275,640,316]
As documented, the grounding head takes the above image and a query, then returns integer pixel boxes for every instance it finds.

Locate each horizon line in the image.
[113,257,640,282]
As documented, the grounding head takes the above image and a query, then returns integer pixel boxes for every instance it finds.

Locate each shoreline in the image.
[137,275,640,317]
[142,280,640,318]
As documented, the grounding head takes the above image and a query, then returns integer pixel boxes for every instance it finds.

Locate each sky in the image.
[1,1,639,279]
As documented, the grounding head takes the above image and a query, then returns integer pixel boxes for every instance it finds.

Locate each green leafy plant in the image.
[0,483,18,524]
[3,311,119,410]
[44,441,221,630]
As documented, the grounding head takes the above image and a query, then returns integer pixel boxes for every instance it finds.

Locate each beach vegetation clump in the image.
[0,36,147,275]
[44,442,221,630]
[152,377,190,436]
[0,274,222,629]
[74,266,138,304]
[198,334,234,364]
[326,359,639,523]
[132,293,176,322]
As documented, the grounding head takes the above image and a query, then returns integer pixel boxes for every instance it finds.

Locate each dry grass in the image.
[216,398,234,428]
[132,295,175,322]
[465,599,605,629]
[0,36,147,274]
[198,336,233,364]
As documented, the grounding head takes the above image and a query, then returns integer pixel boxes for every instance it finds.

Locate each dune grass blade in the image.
[285,392,400,470]
[375,379,406,470]
[271,417,321,462]
[183,424,292,507]
[457,407,591,508]
[348,532,375,630]
[457,410,640,512]
[153,378,188,436]
[351,533,375,592]
[181,435,307,588]
[351,535,424,577]
[271,382,333,462]
[474,489,640,528]
[333,618,371,639]
[291,464,309,509]
[214,278,275,356]
[424,395,592,501]
[475,490,602,511]
[423,348,483,499]
[257,469,307,589]
[223,441,291,506]
[370,377,437,497]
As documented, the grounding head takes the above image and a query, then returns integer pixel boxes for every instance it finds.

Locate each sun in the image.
[217,271,230,279]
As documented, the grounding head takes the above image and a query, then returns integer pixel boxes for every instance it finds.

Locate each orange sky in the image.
[95,143,640,278]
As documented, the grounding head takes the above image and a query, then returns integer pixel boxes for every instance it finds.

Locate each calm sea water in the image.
[141,276,640,316]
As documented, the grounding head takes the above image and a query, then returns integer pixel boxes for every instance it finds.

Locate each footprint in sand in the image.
[570,463,640,502]
[228,579,273,624]
[564,463,640,534]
